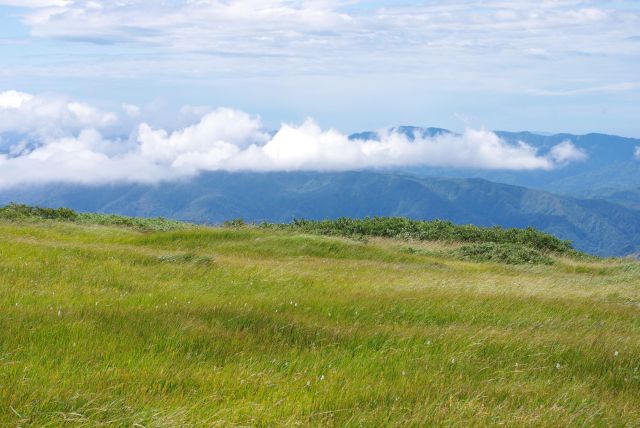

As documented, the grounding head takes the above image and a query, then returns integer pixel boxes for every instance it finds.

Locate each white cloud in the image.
[0,91,589,188]
[0,90,117,139]
[137,108,270,165]
[548,140,587,164]
[0,90,34,109]
[0,130,172,187]
[122,103,141,118]
[222,122,556,171]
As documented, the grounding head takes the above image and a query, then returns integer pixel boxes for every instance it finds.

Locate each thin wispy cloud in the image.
[0,90,588,188]
[528,82,640,96]
[2,1,639,88]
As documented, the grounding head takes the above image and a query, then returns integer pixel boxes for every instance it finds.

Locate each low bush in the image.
[77,213,187,231]
[0,203,78,221]
[263,217,574,254]
[452,242,555,265]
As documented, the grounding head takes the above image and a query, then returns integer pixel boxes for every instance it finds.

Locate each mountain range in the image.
[1,127,639,257]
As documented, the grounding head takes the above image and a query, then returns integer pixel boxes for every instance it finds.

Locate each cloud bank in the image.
[0,90,588,188]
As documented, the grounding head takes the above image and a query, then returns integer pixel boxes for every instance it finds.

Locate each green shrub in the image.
[263,217,574,254]
[0,203,78,221]
[77,213,187,231]
[452,242,554,265]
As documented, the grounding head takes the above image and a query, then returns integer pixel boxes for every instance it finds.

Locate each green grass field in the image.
[1,216,640,426]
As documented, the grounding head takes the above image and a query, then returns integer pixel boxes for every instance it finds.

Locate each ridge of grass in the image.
[259,217,576,255]
[0,204,587,265]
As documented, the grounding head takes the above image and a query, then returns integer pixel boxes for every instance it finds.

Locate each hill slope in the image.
[1,218,639,426]
[2,171,640,256]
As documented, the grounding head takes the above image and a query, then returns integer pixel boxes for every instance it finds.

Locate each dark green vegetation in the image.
[268,217,574,254]
[451,243,554,265]
[0,202,78,221]
[0,202,187,231]
[1,212,640,426]
[2,171,640,256]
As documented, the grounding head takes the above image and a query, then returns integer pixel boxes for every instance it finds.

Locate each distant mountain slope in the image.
[595,187,640,211]
[2,171,640,256]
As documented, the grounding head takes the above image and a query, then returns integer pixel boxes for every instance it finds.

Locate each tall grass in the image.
[1,218,639,426]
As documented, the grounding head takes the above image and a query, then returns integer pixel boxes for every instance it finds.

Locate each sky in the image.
[0,0,638,187]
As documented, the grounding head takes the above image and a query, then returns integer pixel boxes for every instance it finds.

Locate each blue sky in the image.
[1,0,639,136]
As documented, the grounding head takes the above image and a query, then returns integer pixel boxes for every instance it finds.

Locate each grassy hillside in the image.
[3,171,640,256]
[1,212,640,426]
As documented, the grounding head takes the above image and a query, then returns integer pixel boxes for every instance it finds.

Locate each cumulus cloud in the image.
[0,90,590,188]
[137,108,270,166]
[0,90,117,139]
[0,129,170,186]
[220,122,557,172]
[0,90,33,108]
